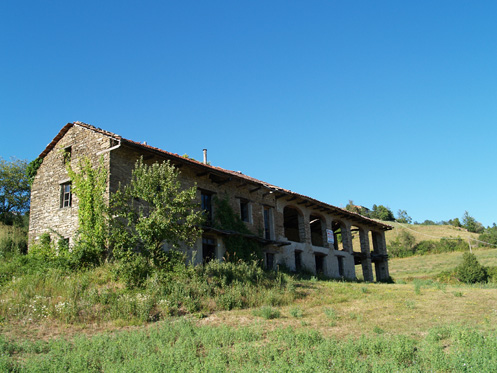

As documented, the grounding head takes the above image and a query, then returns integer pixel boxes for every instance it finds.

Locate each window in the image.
[283,206,303,242]
[240,199,250,222]
[202,236,216,263]
[60,182,72,208]
[201,191,213,225]
[295,250,302,272]
[263,206,273,240]
[63,146,72,164]
[315,254,325,274]
[337,256,344,277]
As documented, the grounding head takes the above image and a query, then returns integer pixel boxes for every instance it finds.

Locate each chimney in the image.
[203,149,207,164]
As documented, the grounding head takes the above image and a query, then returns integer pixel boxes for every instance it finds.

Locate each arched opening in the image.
[331,220,344,250]
[310,214,325,247]
[284,206,304,242]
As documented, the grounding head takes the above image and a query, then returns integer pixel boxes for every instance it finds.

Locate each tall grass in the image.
[0,256,298,325]
[2,321,497,371]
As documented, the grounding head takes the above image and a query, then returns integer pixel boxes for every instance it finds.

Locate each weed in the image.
[453,291,463,297]
[252,306,281,320]
[289,307,303,318]
[373,326,385,334]
[323,307,338,320]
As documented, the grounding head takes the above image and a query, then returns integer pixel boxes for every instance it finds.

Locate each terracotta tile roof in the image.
[39,122,392,231]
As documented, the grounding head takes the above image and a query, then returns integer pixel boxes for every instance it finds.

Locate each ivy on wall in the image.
[213,195,263,262]
[67,155,109,266]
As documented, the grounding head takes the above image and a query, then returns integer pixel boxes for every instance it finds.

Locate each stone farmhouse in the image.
[29,122,392,281]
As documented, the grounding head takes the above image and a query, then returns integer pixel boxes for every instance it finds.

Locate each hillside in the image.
[349,221,481,252]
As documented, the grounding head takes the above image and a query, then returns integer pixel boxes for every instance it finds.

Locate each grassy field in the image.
[390,247,497,280]
[2,274,497,370]
[384,222,480,245]
[2,222,497,370]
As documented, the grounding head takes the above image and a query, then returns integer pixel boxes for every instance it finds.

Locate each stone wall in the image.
[28,125,112,246]
[29,123,390,281]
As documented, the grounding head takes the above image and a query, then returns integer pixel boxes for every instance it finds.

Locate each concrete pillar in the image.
[359,228,374,282]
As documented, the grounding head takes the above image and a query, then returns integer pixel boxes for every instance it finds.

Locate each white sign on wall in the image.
[326,229,334,244]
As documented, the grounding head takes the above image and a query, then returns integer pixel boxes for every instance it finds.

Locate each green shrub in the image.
[486,266,497,283]
[289,307,303,318]
[456,253,488,284]
[252,306,281,319]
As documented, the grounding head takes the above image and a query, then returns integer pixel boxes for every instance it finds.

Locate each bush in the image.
[486,266,497,283]
[455,253,488,284]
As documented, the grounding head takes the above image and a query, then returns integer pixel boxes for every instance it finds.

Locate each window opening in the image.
[60,182,72,208]
[284,206,302,242]
[266,252,275,270]
[263,206,272,240]
[201,191,213,225]
[310,214,324,247]
[294,250,302,272]
[337,256,344,277]
[63,146,72,164]
[240,199,250,222]
[202,236,216,263]
[315,254,325,274]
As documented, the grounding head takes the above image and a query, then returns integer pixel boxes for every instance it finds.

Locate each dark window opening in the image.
[63,146,72,164]
[263,206,272,240]
[337,256,344,277]
[240,200,250,222]
[202,236,216,263]
[60,182,72,208]
[295,250,302,272]
[315,254,325,274]
[284,206,302,242]
[201,191,213,225]
[310,214,324,247]
[266,252,275,270]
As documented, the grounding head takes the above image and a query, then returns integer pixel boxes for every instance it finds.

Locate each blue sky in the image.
[1,1,496,226]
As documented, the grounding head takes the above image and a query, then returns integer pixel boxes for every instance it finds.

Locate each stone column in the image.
[359,228,374,282]
[372,230,390,281]
[341,221,353,253]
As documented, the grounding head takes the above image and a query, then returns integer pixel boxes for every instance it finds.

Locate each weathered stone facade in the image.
[29,122,392,281]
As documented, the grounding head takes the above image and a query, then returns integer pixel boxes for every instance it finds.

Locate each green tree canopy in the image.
[371,204,395,221]
[396,209,412,224]
[0,157,30,225]
[462,211,484,234]
[110,158,204,273]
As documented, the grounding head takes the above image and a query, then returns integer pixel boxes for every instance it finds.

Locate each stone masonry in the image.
[29,122,392,281]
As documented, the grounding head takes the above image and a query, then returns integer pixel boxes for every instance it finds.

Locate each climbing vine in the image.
[213,195,263,263]
[66,155,109,266]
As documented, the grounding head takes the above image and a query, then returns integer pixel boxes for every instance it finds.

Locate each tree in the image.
[396,210,412,224]
[462,211,484,234]
[456,252,488,284]
[449,218,461,228]
[371,204,395,221]
[110,158,204,285]
[0,157,30,225]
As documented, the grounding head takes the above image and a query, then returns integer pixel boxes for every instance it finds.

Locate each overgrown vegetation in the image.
[0,255,297,324]
[66,156,109,267]
[109,158,204,287]
[213,195,263,262]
